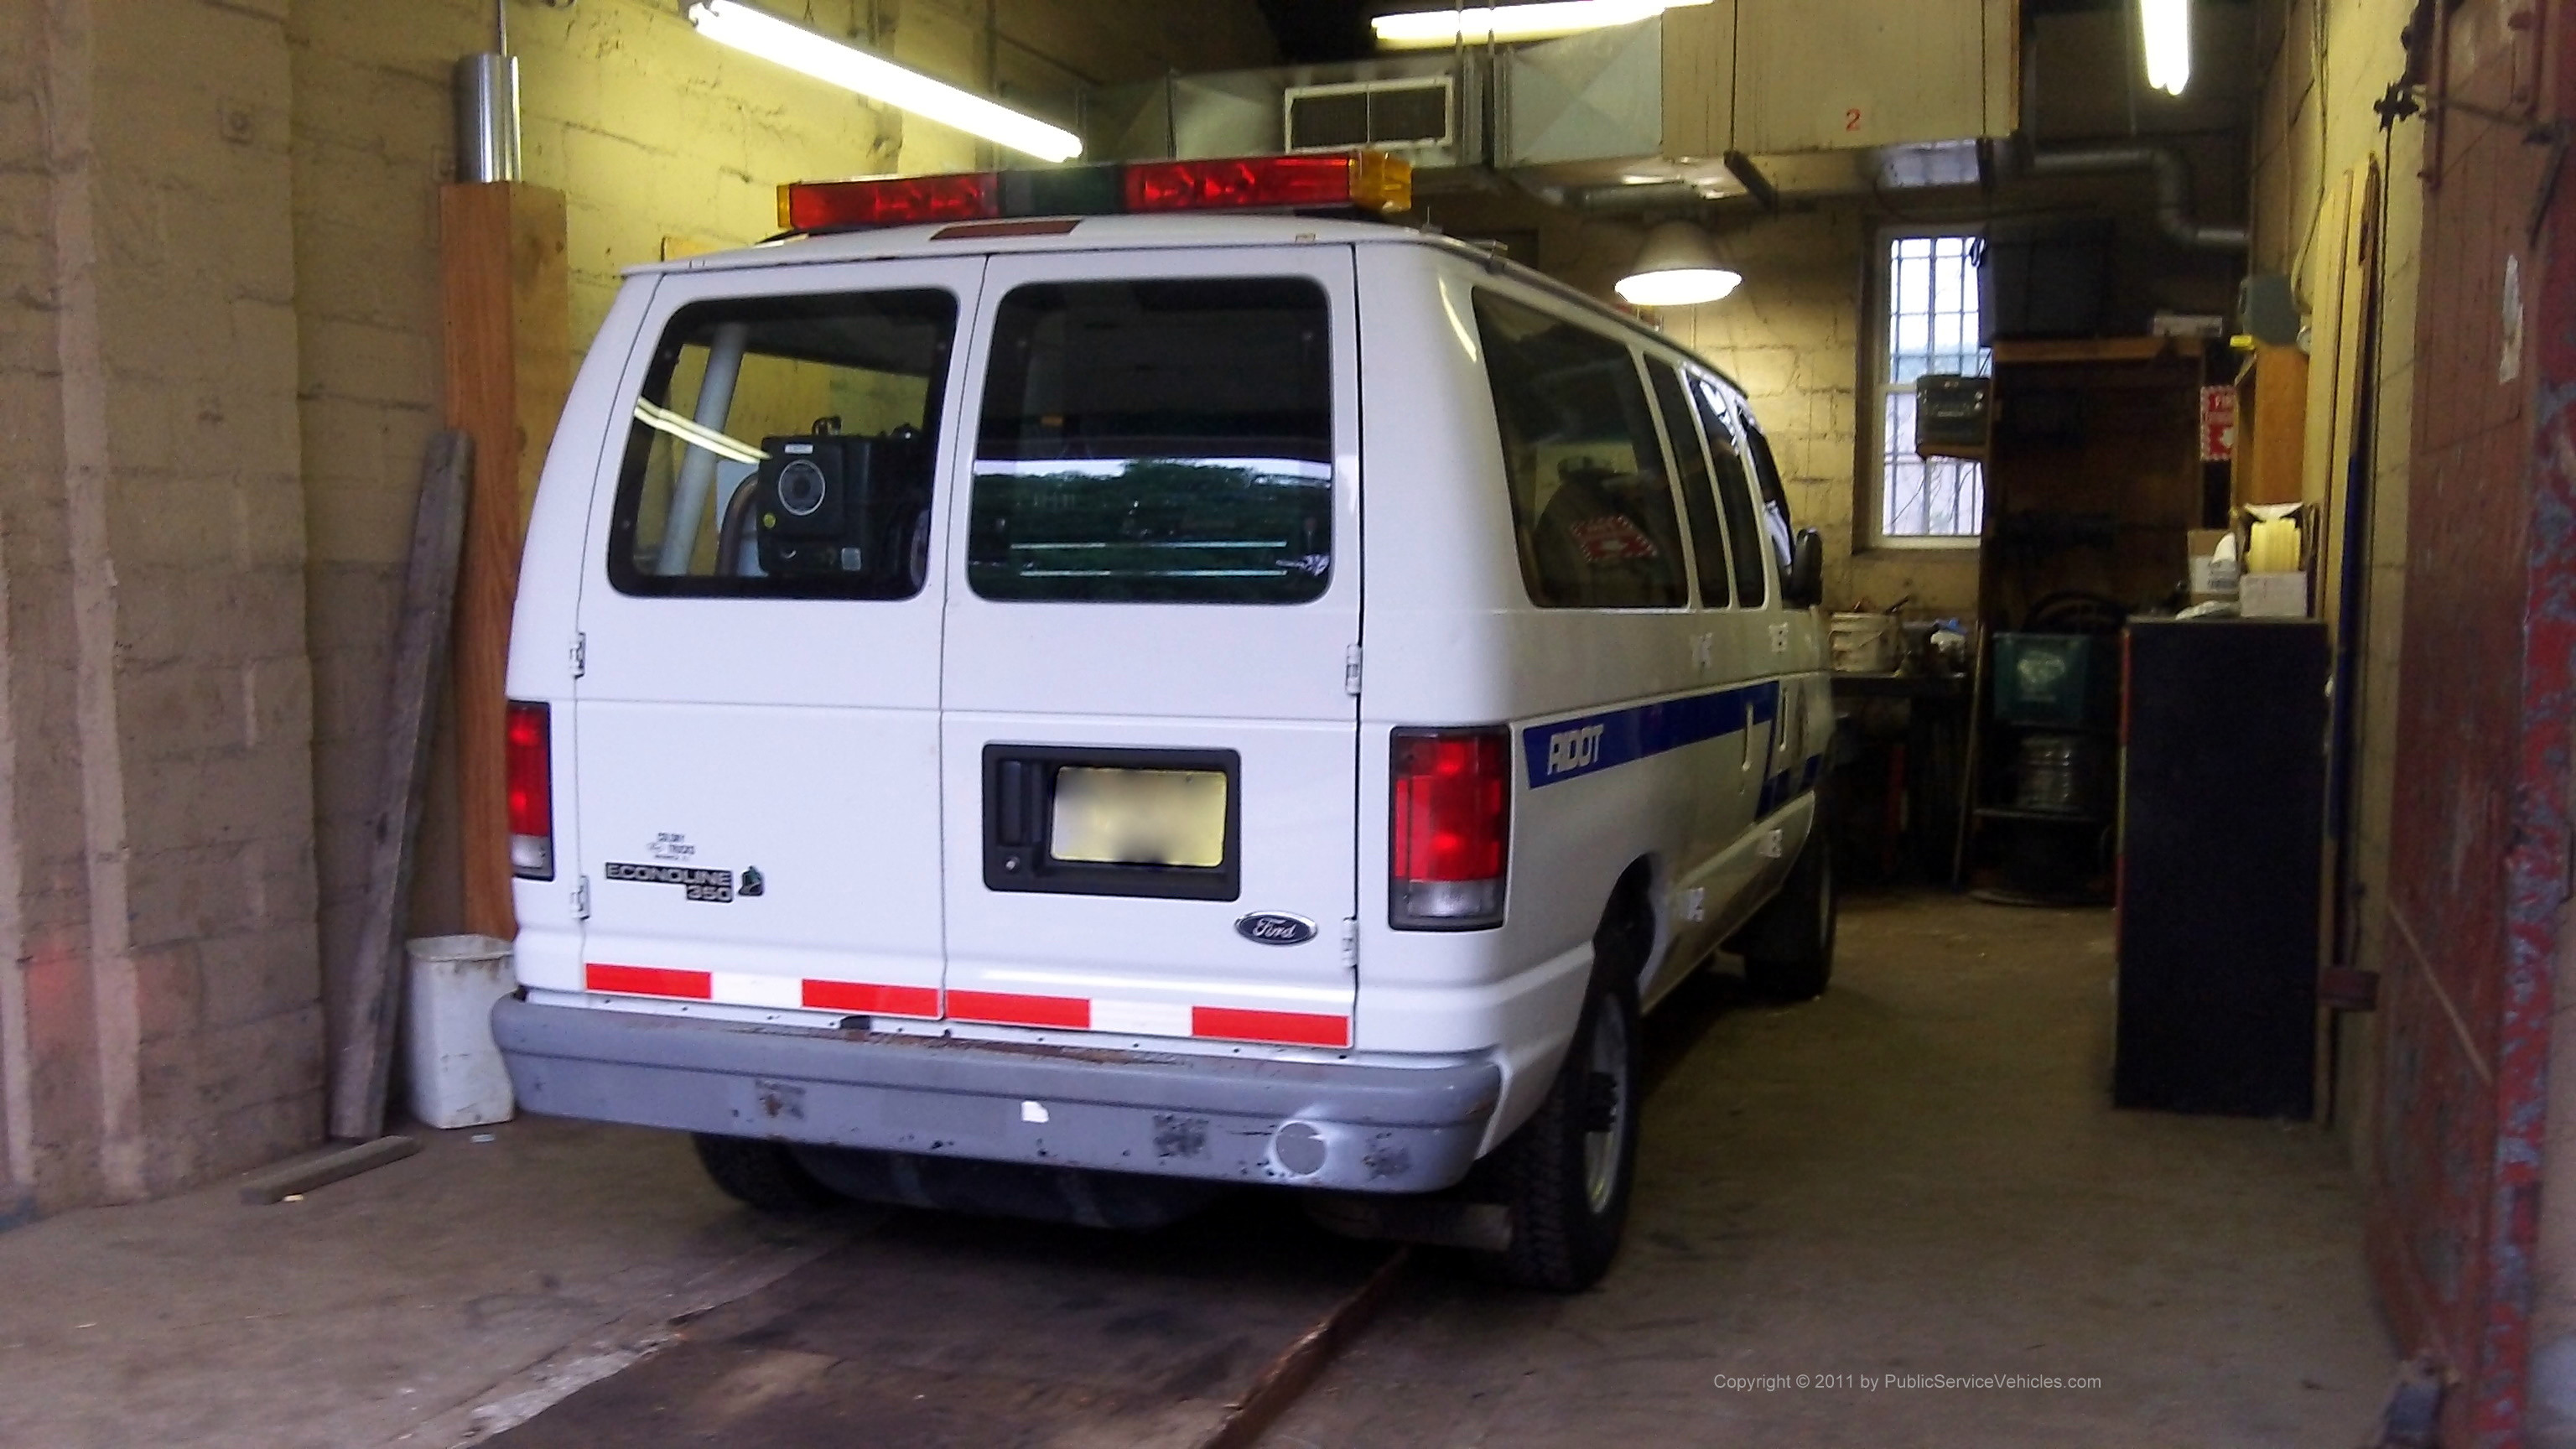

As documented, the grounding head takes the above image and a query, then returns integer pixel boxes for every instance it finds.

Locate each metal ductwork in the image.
[2024,145,2248,252]
[1083,3,2018,207]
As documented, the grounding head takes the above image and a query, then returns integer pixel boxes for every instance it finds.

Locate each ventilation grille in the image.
[1285,78,1453,153]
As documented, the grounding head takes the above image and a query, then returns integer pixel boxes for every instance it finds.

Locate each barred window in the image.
[1877,235,1988,541]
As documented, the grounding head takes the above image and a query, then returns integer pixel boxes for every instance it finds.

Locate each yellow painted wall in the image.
[2246,0,2423,1178]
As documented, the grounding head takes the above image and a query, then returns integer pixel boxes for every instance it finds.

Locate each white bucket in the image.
[402,934,517,1130]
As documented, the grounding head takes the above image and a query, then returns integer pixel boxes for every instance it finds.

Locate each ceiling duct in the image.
[2023,145,2250,252]
[1082,3,2018,205]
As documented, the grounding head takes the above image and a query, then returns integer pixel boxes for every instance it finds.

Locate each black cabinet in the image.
[2114,620,2328,1117]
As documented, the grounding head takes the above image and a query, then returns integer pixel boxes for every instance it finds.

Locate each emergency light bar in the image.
[779,150,1414,234]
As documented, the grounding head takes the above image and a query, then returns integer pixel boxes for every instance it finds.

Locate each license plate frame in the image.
[982,744,1242,901]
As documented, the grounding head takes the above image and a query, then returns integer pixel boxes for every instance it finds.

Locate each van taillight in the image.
[1390,727,1509,930]
[506,700,554,881]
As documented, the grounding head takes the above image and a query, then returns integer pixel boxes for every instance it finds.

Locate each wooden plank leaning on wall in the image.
[440,182,570,942]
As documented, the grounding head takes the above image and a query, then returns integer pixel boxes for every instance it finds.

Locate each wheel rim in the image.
[1581,1003,1632,1215]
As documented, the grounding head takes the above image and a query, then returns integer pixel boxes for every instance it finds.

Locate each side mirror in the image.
[1784,527,1825,609]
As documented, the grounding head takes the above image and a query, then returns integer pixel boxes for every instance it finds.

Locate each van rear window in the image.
[607,290,958,600]
[1472,291,1690,610]
[967,278,1334,605]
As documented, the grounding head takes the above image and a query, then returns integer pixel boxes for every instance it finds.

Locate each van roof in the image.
[638,213,1748,397]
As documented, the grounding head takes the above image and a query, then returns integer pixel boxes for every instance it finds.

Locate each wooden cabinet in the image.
[2231,342,2309,507]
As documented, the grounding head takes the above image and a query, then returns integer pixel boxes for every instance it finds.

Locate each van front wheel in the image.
[692,1133,839,1212]
[1474,972,1640,1292]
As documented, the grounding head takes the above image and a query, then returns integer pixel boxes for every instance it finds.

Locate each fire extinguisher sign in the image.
[2200,386,2237,462]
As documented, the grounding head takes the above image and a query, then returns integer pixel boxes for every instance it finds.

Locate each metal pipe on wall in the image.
[455,55,522,184]
[454,1,520,184]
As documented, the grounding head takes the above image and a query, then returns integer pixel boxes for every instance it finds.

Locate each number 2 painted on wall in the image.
[1844,108,1863,132]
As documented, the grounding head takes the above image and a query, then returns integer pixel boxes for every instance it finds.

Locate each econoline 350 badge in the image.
[605,861,734,902]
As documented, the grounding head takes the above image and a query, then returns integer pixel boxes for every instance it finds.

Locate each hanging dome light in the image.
[1615,220,1742,307]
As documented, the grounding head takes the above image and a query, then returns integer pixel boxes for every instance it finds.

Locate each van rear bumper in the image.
[492,997,1502,1194]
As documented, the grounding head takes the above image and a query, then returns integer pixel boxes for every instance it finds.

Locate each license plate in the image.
[1050,766,1228,868]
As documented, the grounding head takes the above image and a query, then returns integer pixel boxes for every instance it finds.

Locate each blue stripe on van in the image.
[1756,752,1827,817]
[1523,680,1781,788]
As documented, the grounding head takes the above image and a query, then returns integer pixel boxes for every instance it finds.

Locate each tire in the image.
[1474,927,1644,1292]
[1736,822,1837,1002]
[692,1133,840,1212]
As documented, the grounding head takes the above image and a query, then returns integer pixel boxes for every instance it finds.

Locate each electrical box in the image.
[1915,374,1993,459]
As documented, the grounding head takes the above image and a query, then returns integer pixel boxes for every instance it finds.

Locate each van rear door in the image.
[570,260,980,1021]
[938,247,1362,1050]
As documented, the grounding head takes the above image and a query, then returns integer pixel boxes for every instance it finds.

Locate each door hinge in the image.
[1341,917,1359,966]
[569,632,587,678]
[1343,645,1363,697]
[572,875,591,921]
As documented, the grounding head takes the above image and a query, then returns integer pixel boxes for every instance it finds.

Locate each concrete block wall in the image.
[1654,212,1981,619]
[0,0,1279,1219]
[3,0,324,1216]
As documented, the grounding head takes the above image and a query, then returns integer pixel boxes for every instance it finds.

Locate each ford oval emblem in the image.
[1236,911,1317,946]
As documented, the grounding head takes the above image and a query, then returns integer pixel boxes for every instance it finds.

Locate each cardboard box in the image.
[2186,527,2237,601]
[2239,571,2310,617]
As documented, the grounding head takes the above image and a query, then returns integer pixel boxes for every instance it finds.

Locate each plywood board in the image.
[439,183,570,943]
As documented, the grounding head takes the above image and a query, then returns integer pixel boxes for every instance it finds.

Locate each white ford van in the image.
[493,153,1835,1291]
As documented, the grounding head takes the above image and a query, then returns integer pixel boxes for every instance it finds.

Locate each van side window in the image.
[1735,408,1800,577]
[1473,292,1690,610]
[606,290,958,600]
[1686,373,1771,608]
[967,278,1333,605]
[1644,359,1734,608]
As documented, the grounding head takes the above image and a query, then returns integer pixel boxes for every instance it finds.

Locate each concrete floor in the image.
[1270,894,2395,1446]
[0,1116,845,1449]
[0,894,2392,1447]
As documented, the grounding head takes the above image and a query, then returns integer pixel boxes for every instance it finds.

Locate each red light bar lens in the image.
[781,173,999,231]
[1125,155,1363,213]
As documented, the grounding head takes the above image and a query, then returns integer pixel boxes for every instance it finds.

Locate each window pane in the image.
[1474,291,1690,610]
[967,278,1333,605]
[1689,376,1770,607]
[1736,409,1799,576]
[1645,360,1734,606]
[1880,235,1988,539]
[609,290,958,600]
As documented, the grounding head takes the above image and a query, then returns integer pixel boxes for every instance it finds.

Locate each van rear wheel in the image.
[1473,969,1640,1292]
[1736,823,1836,1002]
[692,1133,839,1212]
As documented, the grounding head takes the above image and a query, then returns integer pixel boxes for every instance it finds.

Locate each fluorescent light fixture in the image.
[687,0,1082,163]
[2138,0,2191,96]
[1616,220,1742,307]
[1374,0,1714,49]
[633,398,766,465]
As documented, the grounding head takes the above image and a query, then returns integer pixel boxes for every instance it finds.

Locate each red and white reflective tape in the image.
[947,989,1352,1048]
[584,964,1350,1049]
[584,963,938,1019]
